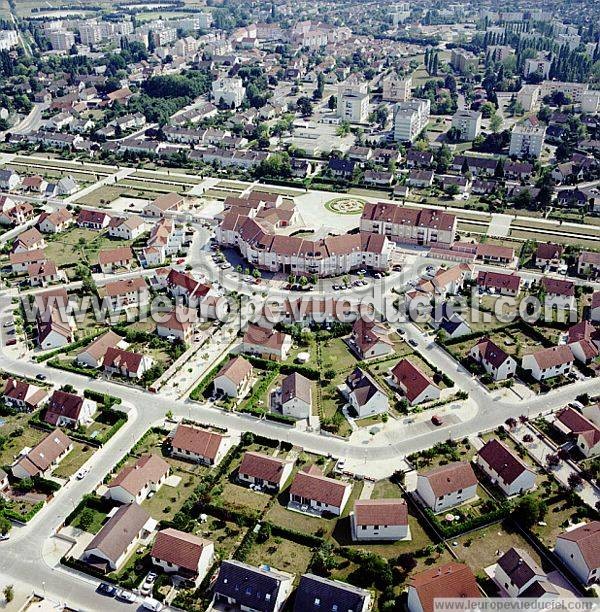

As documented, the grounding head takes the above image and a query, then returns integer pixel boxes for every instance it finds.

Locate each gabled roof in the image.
[215,356,253,385]
[497,547,545,588]
[541,276,575,297]
[478,439,533,485]
[45,390,85,424]
[108,454,170,496]
[85,503,150,565]
[243,324,289,352]
[170,424,224,460]
[78,330,124,362]
[353,499,408,526]
[346,367,384,407]
[281,372,311,405]
[557,521,600,571]
[472,337,511,369]
[420,461,478,498]
[351,318,393,355]
[556,407,600,448]
[103,347,145,373]
[289,465,350,508]
[15,428,71,476]
[239,451,292,485]
[214,560,291,612]
[391,359,437,403]
[410,562,480,612]
[293,573,370,612]
[528,345,574,369]
[150,528,212,573]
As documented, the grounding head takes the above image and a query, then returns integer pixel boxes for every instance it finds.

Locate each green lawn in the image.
[52,442,93,478]
[319,337,360,373]
[0,421,46,466]
[71,505,107,534]
[246,536,314,579]
[218,481,271,513]
[141,473,196,522]
[196,516,249,561]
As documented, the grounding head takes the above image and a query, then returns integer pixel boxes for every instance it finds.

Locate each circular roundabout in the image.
[324,197,367,215]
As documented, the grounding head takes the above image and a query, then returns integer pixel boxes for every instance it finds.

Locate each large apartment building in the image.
[393,99,430,143]
[509,121,546,159]
[360,203,457,248]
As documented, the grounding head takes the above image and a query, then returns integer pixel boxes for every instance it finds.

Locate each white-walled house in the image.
[11,428,72,480]
[351,499,410,542]
[44,390,96,428]
[554,407,600,458]
[469,338,517,381]
[521,345,574,381]
[416,462,478,513]
[541,277,576,311]
[279,371,312,419]
[150,528,214,585]
[477,439,536,496]
[390,359,440,405]
[83,503,155,573]
[212,356,253,399]
[494,547,547,598]
[345,367,389,418]
[106,454,170,504]
[288,465,352,517]
[169,423,233,467]
[237,451,294,492]
[555,521,600,586]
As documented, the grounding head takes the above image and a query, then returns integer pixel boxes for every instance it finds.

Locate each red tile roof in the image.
[238,451,291,486]
[557,521,600,571]
[478,439,533,485]
[171,424,224,461]
[151,528,212,573]
[391,359,436,403]
[420,462,478,498]
[109,454,170,496]
[410,562,480,612]
[353,499,408,526]
[289,466,350,508]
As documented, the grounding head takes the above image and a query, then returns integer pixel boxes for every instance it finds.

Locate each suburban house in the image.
[294,573,372,612]
[13,227,46,253]
[241,324,292,361]
[150,528,214,585]
[212,356,254,399]
[44,390,96,428]
[540,277,576,311]
[156,305,198,344]
[237,451,294,492]
[554,407,600,457]
[475,243,514,266]
[288,465,352,516]
[469,337,517,381]
[3,378,48,412]
[37,208,73,234]
[108,215,146,240]
[98,246,136,274]
[521,345,574,381]
[348,318,394,360]
[476,271,522,296]
[279,371,312,419]
[535,243,564,270]
[345,367,389,418]
[169,423,232,466]
[12,428,72,480]
[566,320,600,365]
[578,251,600,277]
[76,330,128,368]
[494,547,549,598]
[166,269,211,308]
[83,503,156,572]
[390,359,440,406]
[77,209,111,230]
[103,347,152,379]
[351,499,410,541]
[211,560,294,612]
[407,562,480,612]
[102,277,149,311]
[476,439,536,496]
[27,260,60,287]
[144,193,184,217]
[0,196,33,226]
[0,469,8,493]
[10,249,47,274]
[416,462,478,512]
[555,521,600,586]
[107,454,170,504]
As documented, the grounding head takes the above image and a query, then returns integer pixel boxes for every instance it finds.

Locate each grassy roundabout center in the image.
[324,197,367,215]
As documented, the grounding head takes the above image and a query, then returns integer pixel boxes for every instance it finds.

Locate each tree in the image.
[505,417,517,429]
[327,95,337,110]
[445,183,460,197]
[0,515,10,536]
[489,112,502,133]
[77,507,96,531]
[296,96,313,117]
[3,585,13,604]
[512,495,547,528]
[568,473,583,489]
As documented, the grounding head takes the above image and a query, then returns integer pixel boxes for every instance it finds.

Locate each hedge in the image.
[266,522,324,548]
[199,502,259,526]
[61,555,117,583]
[3,500,44,523]
[83,389,122,406]
[47,358,99,378]
[35,332,104,362]
[425,504,510,538]
[189,356,228,401]
[245,355,321,380]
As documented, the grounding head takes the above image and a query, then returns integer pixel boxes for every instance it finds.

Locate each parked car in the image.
[140,572,157,596]
[408,339,418,347]
[431,415,444,426]
[141,597,163,611]
[115,589,137,604]
[36,374,47,381]
[97,583,116,597]
[76,468,89,480]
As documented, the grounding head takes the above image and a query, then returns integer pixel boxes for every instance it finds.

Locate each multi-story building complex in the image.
[524,53,552,78]
[360,203,457,248]
[337,79,369,123]
[49,29,75,52]
[451,110,482,141]
[212,77,246,108]
[450,48,478,74]
[382,73,412,102]
[509,121,546,159]
[393,99,430,143]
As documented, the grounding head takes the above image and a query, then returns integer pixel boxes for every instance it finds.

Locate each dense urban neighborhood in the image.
[0,0,600,610]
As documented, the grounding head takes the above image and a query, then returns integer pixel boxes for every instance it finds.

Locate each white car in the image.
[115,589,136,603]
[141,597,163,611]
[140,572,157,596]
[76,468,89,480]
